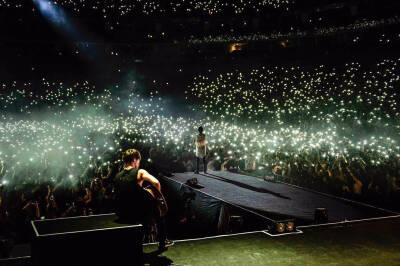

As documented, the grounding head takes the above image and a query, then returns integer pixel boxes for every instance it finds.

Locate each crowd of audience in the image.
[185,58,400,204]
[1,55,400,246]
[0,0,293,16]
[188,15,400,44]
[0,60,400,239]
[1,0,398,46]
[0,0,399,261]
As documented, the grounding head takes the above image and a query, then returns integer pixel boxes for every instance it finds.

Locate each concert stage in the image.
[1,173,399,266]
[162,171,395,228]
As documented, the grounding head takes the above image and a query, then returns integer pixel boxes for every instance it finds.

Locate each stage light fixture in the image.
[276,222,285,233]
[270,219,296,235]
[286,221,294,232]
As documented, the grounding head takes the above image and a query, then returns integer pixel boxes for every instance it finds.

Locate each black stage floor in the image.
[167,171,396,223]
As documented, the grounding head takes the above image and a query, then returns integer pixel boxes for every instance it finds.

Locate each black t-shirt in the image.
[114,168,155,222]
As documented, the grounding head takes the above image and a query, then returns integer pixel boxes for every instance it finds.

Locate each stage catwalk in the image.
[165,171,395,223]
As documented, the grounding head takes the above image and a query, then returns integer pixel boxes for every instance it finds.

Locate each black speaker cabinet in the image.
[314,208,328,224]
[31,213,143,266]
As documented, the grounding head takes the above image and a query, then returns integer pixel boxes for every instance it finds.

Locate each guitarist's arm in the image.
[138,169,161,194]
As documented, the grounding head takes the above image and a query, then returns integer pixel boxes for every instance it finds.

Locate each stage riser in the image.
[31,214,143,266]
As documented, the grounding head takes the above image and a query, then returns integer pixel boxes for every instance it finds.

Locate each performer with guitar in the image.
[114,149,174,251]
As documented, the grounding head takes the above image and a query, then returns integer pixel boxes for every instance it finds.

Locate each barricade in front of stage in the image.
[31,213,143,266]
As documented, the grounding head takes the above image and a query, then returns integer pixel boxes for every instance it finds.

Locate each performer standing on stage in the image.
[114,149,174,251]
[194,126,207,174]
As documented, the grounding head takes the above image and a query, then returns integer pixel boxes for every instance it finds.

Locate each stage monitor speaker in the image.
[314,208,328,224]
[229,215,244,233]
[31,213,143,266]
